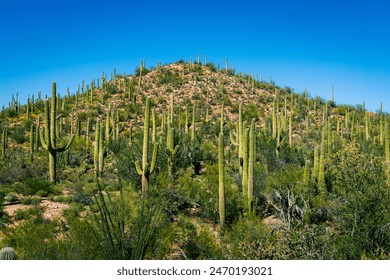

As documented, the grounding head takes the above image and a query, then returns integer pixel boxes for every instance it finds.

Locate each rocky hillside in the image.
[0,59,389,260]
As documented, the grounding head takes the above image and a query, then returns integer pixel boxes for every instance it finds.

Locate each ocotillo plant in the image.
[40,82,75,183]
[135,97,159,193]
[218,132,225,226]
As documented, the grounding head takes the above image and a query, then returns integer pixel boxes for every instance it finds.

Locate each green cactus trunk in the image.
[135,97,158,193]
[218,132,225,226]
[1,128,7,160]
[303,160,311,186]
[94,120,100,178]
[318,140,326,195]
[247,119,255,211]
[242,127,249,203]
[30,124,34,162]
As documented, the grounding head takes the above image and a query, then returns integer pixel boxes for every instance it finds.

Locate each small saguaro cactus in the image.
[167,123,179,176]
[30,124,34,162]
[0,247,17,260]
[318,140,326,195]
[218,132,225,226]
[1,128,7,160]
[247,119,256,211]
[94,119,106,178]
[135,97,159,193]
[40,82,75,183]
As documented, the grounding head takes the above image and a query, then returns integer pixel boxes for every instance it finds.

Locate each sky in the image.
[0,0,389,112]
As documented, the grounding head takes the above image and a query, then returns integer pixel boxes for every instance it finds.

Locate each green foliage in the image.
[326,142,390,258]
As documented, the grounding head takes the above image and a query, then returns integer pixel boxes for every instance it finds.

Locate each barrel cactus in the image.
[0,247,17,260]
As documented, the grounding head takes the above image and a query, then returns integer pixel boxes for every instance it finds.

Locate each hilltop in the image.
[0,59,389,260]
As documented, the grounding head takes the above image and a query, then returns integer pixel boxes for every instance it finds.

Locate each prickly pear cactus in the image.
[0,247,17,260]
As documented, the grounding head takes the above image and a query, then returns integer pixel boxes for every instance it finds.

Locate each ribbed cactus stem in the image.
[98,122,105,176]
[318,140,326,195]
[152,109,156,144]
[40,82,75,182]
[218,132,225,226]
[386,121,390,162]
[327,121,332,156]
[35,116,40,150]
[105,105,111,141]
[30,124,34,162]
[312,146,319,181]
[365,112,370,141]
[303,160,311,186]
[247,119,255,211]
[185,104,189,134]
[272,99,277,139]
[0,247,17,260]
[238,103,243,173]
[135,97,159,193]
[1,128,7,160]
[289,111,293,146]
[191,104,196,143]
[242,127,249,203]
[94,120,100,177]
[220,102,224,134]
[86,118,91,151]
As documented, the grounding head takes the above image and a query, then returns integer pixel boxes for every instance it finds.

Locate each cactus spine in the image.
[40,82,75,183]
[135,97,159,193]
[0,247,17,260]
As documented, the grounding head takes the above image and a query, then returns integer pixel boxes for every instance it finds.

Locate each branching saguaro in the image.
[40,82,75,183]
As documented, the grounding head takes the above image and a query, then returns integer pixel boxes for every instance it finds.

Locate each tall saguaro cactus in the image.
[218,132,225,226]
[135,97,159,193]
[40,82,75,183]
[247,119,256,211]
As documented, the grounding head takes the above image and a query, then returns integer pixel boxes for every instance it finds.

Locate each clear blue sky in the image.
[1,0,389,112]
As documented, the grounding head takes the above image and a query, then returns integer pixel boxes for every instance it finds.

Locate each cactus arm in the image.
[135,160,143,175]
[40,128,49,151]
[150,142,159,173]
[57,135,76,153]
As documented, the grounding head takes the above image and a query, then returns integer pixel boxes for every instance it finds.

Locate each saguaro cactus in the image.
[94,120,106,178]
[218,132,225,226]
[247,119,256,211]
[1,128,7,160]
[135,97,159,193]
[30,124,34,162]
[167,123,179,176]
[318,140,326,195]
[40,82,75,183]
